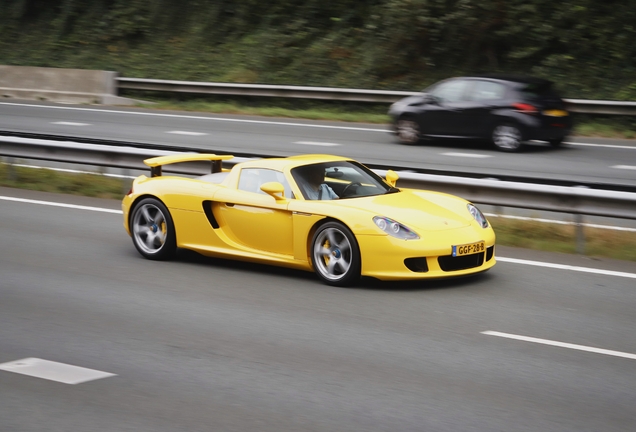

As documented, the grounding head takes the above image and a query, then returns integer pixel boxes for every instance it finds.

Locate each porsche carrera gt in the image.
[122,153,496,286]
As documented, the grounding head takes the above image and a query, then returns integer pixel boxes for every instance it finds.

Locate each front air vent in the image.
[486,246,494,261]
[438,253,485,272]
[404,258,429,273]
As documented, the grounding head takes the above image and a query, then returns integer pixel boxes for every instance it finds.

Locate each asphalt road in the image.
[1,187,635,432]
[1,101,636,189]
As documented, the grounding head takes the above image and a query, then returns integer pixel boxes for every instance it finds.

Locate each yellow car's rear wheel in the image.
[131,198,176,260]
[311,221,361,286]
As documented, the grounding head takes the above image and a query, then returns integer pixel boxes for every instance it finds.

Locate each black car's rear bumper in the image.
[522,114,572,141]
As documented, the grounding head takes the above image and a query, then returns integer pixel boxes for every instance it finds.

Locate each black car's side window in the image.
[430,80,469,103]
[468,81,507,101]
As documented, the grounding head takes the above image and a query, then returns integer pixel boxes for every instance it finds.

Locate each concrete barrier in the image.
[0,65,139,105]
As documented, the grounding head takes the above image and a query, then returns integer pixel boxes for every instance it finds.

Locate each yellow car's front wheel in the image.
[311,221,361,286]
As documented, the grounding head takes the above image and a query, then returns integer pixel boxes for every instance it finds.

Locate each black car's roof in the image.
[423,74,557,94]
[463,74,552,87]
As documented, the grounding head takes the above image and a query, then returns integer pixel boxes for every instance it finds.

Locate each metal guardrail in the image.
[2,130,634,193]
[563,99,636,116]
[117,77,636,115]
[379,171,636,220]
[117,78,414,104]
[2,135,636,222]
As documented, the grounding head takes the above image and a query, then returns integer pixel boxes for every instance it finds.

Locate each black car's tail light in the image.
[512,102,538,114]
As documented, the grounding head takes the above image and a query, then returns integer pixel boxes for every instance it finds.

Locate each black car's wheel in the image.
[130,197,176,260]
[492,123,523,152]
[311,221,361,286]
[395,117,421,145]
[549,137,564,147]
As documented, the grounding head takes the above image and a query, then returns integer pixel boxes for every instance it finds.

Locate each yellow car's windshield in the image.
[292,161,395,200]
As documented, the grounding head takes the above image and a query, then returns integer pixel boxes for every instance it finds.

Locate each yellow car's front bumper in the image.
[356,228,496,281]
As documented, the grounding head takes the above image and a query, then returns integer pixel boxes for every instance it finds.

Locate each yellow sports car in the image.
[122,153,496,286]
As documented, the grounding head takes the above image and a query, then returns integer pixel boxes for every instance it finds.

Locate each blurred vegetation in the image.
[0,163,127,199]
[1,0,635,100]
[2,162,635,262]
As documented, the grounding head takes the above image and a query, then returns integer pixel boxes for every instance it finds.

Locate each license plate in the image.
[452,241,485,257]
[543,109,568,117]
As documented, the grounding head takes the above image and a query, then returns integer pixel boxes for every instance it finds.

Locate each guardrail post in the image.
[5,157,17,181]
[122,168,131,194]
[575,213,585,254]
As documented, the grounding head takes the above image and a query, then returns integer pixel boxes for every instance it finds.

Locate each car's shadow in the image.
[357,271,494,291]
[172,249,494,292]
[404,138,577,154]
[174,249,317,282]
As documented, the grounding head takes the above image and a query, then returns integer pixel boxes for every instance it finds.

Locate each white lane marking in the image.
[0,358,116,384]
[2,195,636,279]
[567,142,636,150]
[51,121,90,126]
[0,102,388,132]
[481,331,636,361]
[496,257,636,279]
[484,213,636,232]
[294,141,341,147]
[166,130,208,136]
[4,102,636,141]
[611,165,636,170]
[0,196,122,214]
[441,152,492,158]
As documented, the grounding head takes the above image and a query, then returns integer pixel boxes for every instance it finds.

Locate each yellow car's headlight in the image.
[373,216,419,240]
[467,204,489,228]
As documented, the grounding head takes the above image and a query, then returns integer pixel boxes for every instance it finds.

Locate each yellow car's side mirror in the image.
[385,170,399,187]
[260,181,287,202]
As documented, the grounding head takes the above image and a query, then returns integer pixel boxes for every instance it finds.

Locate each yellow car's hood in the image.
[337,190,472,231]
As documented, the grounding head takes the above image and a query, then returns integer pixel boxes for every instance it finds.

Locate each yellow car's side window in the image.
[238,168,294,199]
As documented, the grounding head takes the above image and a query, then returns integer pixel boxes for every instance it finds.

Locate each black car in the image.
[388,75,572,152]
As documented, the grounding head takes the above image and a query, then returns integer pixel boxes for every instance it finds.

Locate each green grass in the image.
[132,95,636,138]
[489,217,636,262]
[573,121,636,139]
[0,164,129,199]
[141,99,390,124]
[2,162,635,262]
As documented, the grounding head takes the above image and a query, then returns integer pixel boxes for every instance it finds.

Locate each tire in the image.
[549,137,564,147]
[130,197,176,260]
[492,124,523,152]
[311,221,361,286]
[395,117,421,145]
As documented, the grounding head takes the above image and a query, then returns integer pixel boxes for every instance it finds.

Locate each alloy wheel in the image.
[492,124,522,152]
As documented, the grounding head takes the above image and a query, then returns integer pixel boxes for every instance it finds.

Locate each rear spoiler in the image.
[143,153,234,177]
